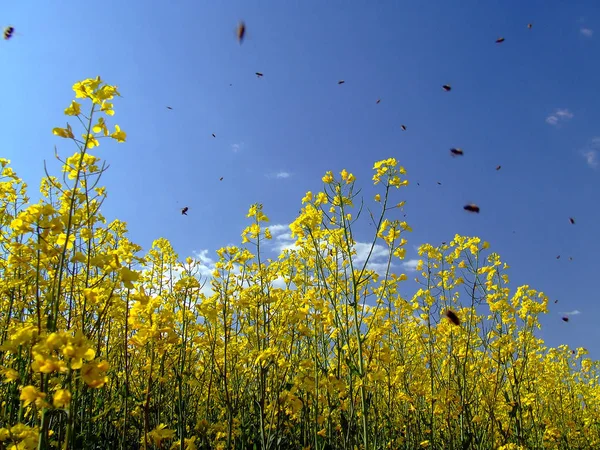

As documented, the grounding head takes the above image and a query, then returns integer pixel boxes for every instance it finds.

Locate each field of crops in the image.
[0,77,598,450]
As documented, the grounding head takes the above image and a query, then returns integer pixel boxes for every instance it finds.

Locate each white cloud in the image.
[562,310,581,316]
[546,108,573,126]
[267,223,299,253]
[402,259,420,272]
[276,171,291,179]
[582,150,598,168]
[580,137,600,169]
[231,142,244,152]
[353,242,388,265]
[580,28,594,37]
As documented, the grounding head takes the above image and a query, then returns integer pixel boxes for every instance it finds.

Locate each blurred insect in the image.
[569,257,573,261]
[401,125,407,131]
[338,80,345,85]
[450,148,464,156]
[496,165,502,170]
[569,217,575,224]
[496,37,505,43]
[236,21,246,44]
[556,255,561,259]
[212,133,216,138]
[376,99,381,104]
[166,106,173,110]
[464,204,480,213]
[445,310,461,326]
[181,207,189,216]
[442,84,451,92]
[527,23,533,29]
[255,72,263,78]
[416,182,420,186]
[219,177,224,181]
[554,300,558,303]
[561,316,569,322]
[3,26,15,40]
[437,182,442,185]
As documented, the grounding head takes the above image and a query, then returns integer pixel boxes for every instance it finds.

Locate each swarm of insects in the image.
[400,125,407,131]
[3,26,15,40]
[237,21,246,44]
[450,148,464,156]
[496,37,505,43]
[445,310,461,326]
[464,204,480,213]
[181,207,189,216]
[255,72,263,78]
[442,84,451,91]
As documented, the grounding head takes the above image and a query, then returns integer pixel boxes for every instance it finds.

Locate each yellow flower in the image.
[374,193,381,202]
[81,360,110,388]
[53,389,71,408]
[92,117,109,136]
[111,125,126,142]
[20,385,46,408]
[3,368,19,382]
[64,101,81,116]
[52,124,74,139]
[120,267,140,289]
[322,171,334,184]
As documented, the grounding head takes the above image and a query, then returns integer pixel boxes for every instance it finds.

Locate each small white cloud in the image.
[231,143,244,152]
[276,171,291,179]
[546,108,573,126]
[580,28,594,37]
[266,223,299,253]
[353,242,388,265]
[583,150,598,168]
[402,259,420,272]
[581,137,600,169]
[563,310,581,316]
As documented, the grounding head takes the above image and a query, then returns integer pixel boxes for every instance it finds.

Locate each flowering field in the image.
[0,77,598,450]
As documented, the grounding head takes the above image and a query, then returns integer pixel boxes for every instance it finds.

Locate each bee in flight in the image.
[181,207,189,216]
[219,177,223,181]
[442,84,451,92]
[527,23,533,29]
[237,21,246,44]
[400,125,407,131]
[496,37,505,44]
[4,26,15,40]
[255,72,263,78]
[337,80,345,85]
[561,316,569,322]
[496,165,501,170]
[569,217,575,224]
[445,310,461,326]
[450,148,464,156]
[212,133,216,138]
[376,98,381,104]
[464,204,480,213]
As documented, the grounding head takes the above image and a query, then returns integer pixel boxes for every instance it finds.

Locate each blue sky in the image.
[1,1,599,357]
